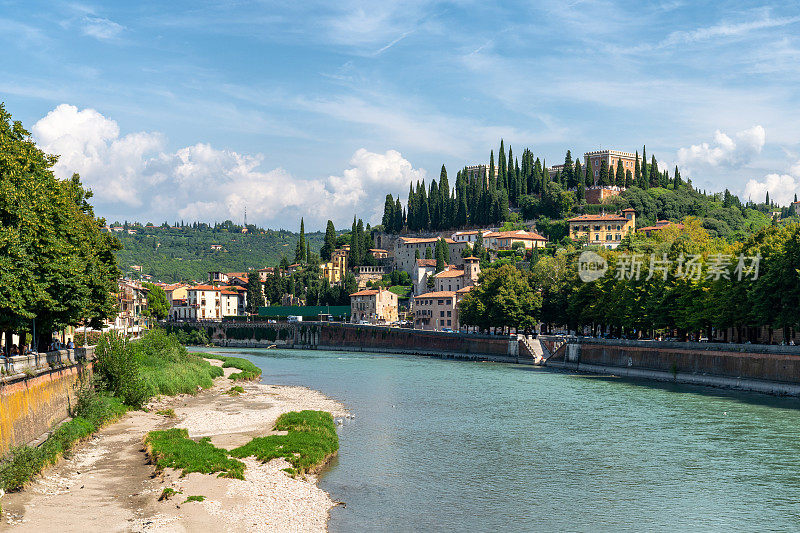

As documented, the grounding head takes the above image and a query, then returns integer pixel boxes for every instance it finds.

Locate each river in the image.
[202,347,800,532]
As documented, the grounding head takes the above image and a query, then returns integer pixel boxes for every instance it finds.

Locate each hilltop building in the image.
[584,150,637,184]
[432,257,480,293]
[568,208,636,249]
[394,236,466,274]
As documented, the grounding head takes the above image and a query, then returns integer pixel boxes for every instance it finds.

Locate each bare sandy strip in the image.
[1,359,349,532]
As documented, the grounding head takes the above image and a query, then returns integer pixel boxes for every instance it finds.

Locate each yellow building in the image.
[568,208,636,248]
[321,247,349,284]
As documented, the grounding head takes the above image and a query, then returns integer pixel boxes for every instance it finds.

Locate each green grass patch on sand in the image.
[230,410,338,476]
[200,354,262,382]
[144,428,245,480]
[156,409,176,418]
[226,386,245,396]
[183,495,206,504]
[0,391,128,492]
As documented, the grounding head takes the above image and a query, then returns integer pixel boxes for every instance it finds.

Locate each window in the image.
[447,320,452,326]
[616,234,621,240]
[594,234,600,240]
[440,311,445,317]
[438,299,444,305]
[447,311,452,317]
[606,234,612,241]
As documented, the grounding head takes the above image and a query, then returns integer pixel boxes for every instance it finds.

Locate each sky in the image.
[2,0,800,230]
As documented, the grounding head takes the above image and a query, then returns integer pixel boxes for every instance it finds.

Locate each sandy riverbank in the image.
[0,359,349,532]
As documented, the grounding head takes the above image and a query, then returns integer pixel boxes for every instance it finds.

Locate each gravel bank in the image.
[1,358,349,532]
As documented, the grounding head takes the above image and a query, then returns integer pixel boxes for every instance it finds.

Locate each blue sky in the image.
[3,0,800,229]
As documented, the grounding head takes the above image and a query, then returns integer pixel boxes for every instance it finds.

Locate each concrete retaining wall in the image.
[0,348,95,456]
[546,338,800,396]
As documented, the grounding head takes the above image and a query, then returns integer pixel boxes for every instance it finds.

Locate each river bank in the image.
[0,359,348,532]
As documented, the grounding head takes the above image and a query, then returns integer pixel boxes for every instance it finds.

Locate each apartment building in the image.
[451,229,492,243]
[568,208,636,249]
[413,291,457,331]
[350,288,399,324]
[464,164,498,184]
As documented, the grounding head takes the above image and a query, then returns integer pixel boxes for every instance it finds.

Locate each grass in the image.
[230,410,339,476]
[226,386,245,396]
[156,409,176,418]
[96,330,224,408]
[143,428,245,480]
[158,487,181,501]
[140,410,338,482]
[183,495,206,504]
[388,285,412,298]
[0,390,128,492]
[200,354,262,382]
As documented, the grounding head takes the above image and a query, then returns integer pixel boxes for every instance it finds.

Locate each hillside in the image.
[113,222,323,282]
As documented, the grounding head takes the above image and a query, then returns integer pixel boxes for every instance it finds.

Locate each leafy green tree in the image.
[143,283,169,320]
[382,196,395,233]
[459,265,542,333]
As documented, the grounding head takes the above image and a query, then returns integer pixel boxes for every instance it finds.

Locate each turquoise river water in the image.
[200,347,800,532]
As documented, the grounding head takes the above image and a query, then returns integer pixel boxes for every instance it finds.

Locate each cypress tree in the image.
[439,165,450,228]
[615,158,625,187]
[320,220,336,261]
[349,217,359,267]
[573,159,582,190]
[489,150,495,190]
[598,160,610,186]
[766,191,770,205]
[419,181,431,230]
[435,240,446,273]
[634,151,641,185]
[650,155,659,188]
[641,145,648,187]
[577,179,585,202]
[430,179,440,229]
[498,140,506,192]
[425,246,433,259]
[585,160,593,187]
[674,166,682,189]
[625,169,633,188]
[382,194,395,231]
[299,218,306,262]
[563,150,574,188]
[407,184,415,231]
[394,198,403,231]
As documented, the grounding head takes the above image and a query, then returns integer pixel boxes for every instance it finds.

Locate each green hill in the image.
[112,221,323,282]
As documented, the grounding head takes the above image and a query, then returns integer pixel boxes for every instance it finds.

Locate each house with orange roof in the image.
[483,230,547,251]
[413,291,458,331]
[432,257,480,292]
[349,288,398,324]
[568,208,636,249]
[639,220,684,237]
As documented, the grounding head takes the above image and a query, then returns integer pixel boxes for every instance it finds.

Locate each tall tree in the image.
[634,151,641,186]
[563,150,574,188]
[615,158,625,187]
[295,217,306,263]
[320,220,336,261]
[246,270,265,313]
[649,154,659,188]
[382,195,395,232]
[598,160,611,186]
[641,145,649,188]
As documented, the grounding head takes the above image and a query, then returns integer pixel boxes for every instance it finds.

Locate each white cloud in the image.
[743,173,800,206]
[658,15,800,48]
[677,125,765,171]
[81,16,124,40]
[32,104,425,229]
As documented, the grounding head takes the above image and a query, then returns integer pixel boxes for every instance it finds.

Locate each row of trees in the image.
[381,141,681,234]
[0,105,121,351]
[458,220,800,341]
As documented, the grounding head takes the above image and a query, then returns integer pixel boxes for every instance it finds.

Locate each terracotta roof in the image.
[568,213,629,222]
[221,290,238,295]
[486,230,546,241]
[415,259,438,267]
[640,222,684,232]
[369,248,388,253]
[189,285,220,291]
[434,269,465,278]
[350,289,379,297]
[456,286,474,293]
[463,256,479,261]
[225,272,248,278]
[414,291,457,298]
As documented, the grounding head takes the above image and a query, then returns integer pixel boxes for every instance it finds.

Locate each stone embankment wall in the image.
[191,321,521,362]
[546,338,800,395]
[0,348,95,456]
